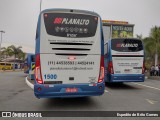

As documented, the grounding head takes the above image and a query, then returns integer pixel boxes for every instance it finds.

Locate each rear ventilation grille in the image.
[49,42,92,55]
[55,53,87,56]
[50,42,92,46]
[52,48,90,51]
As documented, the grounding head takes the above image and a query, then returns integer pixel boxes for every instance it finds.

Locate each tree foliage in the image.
[1,45,26,61]
[142,26,160,69]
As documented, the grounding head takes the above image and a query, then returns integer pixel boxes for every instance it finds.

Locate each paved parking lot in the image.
[0,71,160,119]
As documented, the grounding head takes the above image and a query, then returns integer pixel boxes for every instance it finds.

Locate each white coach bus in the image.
[34,9,105,98]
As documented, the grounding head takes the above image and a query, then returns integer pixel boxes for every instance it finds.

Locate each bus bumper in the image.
[34,83,105,98]
[108,74,145,82]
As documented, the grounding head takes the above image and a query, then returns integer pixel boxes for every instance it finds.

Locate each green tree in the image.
[8,45,22,58]
[142,26,160,68]
[150,26,160,66]
[0,47,13,60]
[8,45,23,70]
[18,51,26,61]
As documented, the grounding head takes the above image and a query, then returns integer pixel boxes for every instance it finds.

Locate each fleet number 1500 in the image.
[44,74,57,79]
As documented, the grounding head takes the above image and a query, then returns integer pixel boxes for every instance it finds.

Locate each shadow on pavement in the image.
[105,82,141,90]
[43,97,99,110]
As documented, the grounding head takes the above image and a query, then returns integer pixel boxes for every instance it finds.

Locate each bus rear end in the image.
[34,9,105,98]
[107,38,145,82]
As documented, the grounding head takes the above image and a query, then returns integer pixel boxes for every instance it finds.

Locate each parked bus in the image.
[34,9,105,98]
[0,62,13,70]
[24,53,35,75]
[104,38,145,83]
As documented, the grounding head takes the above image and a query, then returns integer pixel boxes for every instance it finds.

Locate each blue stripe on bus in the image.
[34,83,105,98]
[108,74,145,82]
[100,17,104,56]
[35,14,41,54]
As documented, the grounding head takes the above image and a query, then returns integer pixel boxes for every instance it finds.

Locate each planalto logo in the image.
[54,18,90,25]
[116,43,138,48]
[54,18,63,24]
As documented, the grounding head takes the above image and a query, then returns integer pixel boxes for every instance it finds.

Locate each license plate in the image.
[66,88,78,93]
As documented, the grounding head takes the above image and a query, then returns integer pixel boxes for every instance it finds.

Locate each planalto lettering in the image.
[61,18,90,25]
[121,43,138,47]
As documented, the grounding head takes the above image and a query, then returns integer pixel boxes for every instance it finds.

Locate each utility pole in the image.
[40,0,42,13]
[0,30,5,60]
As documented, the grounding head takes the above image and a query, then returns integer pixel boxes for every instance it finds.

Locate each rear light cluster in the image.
[35,54,43,84]
[108,61,114,74]
[98,56,104,83]
[142,61,145,74]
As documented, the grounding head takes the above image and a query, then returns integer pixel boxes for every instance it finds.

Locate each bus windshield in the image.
[111,39,143,52]
[43,13,98,38]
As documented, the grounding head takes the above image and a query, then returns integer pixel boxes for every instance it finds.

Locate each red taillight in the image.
[108,61,114,74]
[142,62,145,74]
[98,56,104,83]
[35,54,43,84]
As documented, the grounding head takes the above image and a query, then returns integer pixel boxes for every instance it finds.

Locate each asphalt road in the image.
[0,71,160,119]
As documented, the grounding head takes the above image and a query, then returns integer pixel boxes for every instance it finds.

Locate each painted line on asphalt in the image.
[146,99,158,105]
[132,82,160,91]
[25,77,34,90]
[105,90,109,93]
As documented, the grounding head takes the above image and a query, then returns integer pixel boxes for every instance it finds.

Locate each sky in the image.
[0,0,160,50]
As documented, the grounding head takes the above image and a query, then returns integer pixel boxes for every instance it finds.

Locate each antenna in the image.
[40,0,42,13]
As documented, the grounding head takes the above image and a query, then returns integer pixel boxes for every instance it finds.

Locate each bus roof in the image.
[41,8,101,17]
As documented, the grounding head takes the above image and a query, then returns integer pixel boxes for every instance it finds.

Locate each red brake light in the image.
[142,62,145,74]
[98,56,104,83]
[108,61,114,74]
[35,54,43,84]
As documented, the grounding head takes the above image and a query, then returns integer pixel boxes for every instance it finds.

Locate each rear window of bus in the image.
[111,39,143,52]
[43,13,98,38]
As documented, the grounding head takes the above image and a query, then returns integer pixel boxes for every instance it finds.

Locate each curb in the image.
[25,77,34,90]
